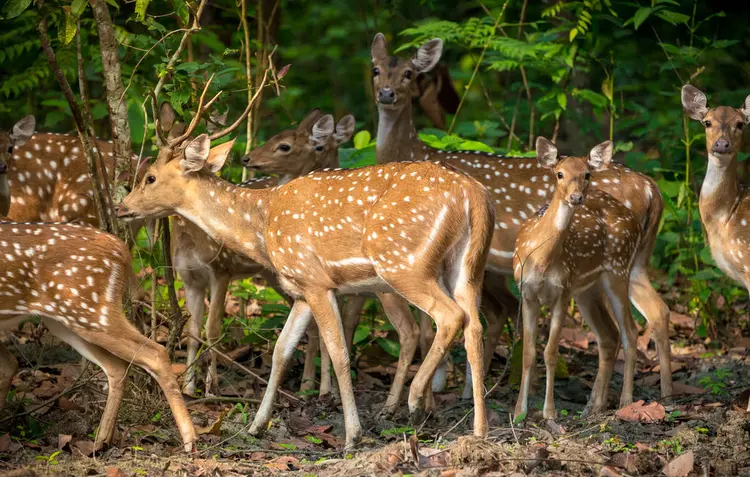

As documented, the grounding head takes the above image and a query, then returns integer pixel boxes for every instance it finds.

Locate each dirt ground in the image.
[2,309,750,477]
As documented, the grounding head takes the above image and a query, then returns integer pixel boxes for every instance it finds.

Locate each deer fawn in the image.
[370,32,673,399]
[171,107,355,396]
[682,85,750,410]
[0,116,36,216]
[118,91,495,447]
[513,138,641,419]
[0,219,196,452]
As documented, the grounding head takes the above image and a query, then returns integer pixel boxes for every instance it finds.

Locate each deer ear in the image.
[167,122,187,141]
[535,136,559,169]
[297,109,322,133]
[206,139,235,173]
[412,38,443,73]
[206,109,228,135]
[181,134,211,173]
[159,102,177,132]
[682,84,709,121]
[310,115,335,146]
[741,95,750,124]
[588,140,613,171]
[372,32,388,62]
[333,115,356,145]
[11,115,35,147]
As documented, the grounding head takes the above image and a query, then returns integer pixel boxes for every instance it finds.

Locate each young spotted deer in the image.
[0,116,36,216]
[0,221,196,451]
[172,109,355,396]
[118,111,495,448]
[682,85,750,409]
[370,32,673,399]
[514,138,641,419]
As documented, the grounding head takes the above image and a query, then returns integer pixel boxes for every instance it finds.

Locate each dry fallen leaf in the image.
[57,434,73,450]
[57,396,84,412]
[264,456,299,472]
[731,389,750,413]
[71,440,97,457]
[615,400,665,423]
[195,409,227,436]
[662,450,694,477]
[106,468,126,477]
[0,433,10,452]
[599,466,623,477]
[672,382,706,396]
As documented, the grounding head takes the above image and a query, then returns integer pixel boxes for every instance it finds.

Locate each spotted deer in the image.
[0,116,36,216]
[0,220,196,451]
[513,138,641,418]
[370,32,673,398]
[681,85,750,409]
[171,108,356,396]
[118,96,495,447]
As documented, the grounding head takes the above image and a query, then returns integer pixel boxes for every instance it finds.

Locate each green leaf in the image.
[175,61,200,73]
[556,92,567,110]
[655,10,690,25]
[352,324,370,345]
[376,338,400,358]
[105,0,119,10]
[353,130,371,150]
[58,6,77,46]
[689,268,721,281]
[631,7,652,30]
[568,27,578,42]
[171,0,189,25]
[615,141,633,153]
[135,0,149,21]
[71,0,87,16]
[0,0,32,19]
[572,88,608,109]
[513,411,527,424]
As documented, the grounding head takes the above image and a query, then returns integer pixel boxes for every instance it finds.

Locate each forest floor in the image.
[2,296,750,477]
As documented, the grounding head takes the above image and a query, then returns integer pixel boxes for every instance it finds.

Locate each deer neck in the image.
[522,196,575,277]
[376,102,421,164]
[699,152,740,226]
[178,174,273,269]
[0,174,8,217]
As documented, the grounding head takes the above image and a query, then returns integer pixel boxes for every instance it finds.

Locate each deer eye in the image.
[315,145,324,152]
[737,122,744,130]
[278,144,291,152]
[6,147,11,154]
[704,120,712,127]
[372,67,380,77]
[556,172,564,179]
[584,172,591,181]
[146,175,156,184]
[404,70,413,80]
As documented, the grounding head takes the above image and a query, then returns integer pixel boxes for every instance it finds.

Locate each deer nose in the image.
[569,192,583,205]
[378,88,395,104]
[0,162,7,174]
[241,154,251,166]
[712,138,731,154]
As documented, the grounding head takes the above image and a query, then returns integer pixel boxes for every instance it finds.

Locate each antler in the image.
[168,74,222,147]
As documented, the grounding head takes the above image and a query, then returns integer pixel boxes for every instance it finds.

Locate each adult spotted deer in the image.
[682,85,750,410]
[0,116,36,216]
[0,220,196,451]
[370,32,673,399]
[172,108,356,396]
[514,138,641,419]
[118,98,495,448]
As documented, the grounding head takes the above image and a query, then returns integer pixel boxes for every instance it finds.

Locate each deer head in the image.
[0,115,35,175]
[682,84,750,162]
[536,137,613,207]
[371,33,442,110]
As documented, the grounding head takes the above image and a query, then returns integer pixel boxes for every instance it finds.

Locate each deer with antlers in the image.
[370,32,673,400]
[681,85,750,410]
[117,82,495,448]
[170,106,356,396]
[514,138,642,418]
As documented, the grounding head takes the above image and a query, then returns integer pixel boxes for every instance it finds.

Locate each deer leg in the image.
[514,295,541,420]
[44,319,131,450]
[343,295,365,349]
[300,321,320,393]
[377,292,419,417]
[183,279,206,396]
[249,300,313,437]
[542,295,568,419]
[604,275,638,408]
[452,275,489,437]
[0,342,18,409]
[73,320,197,452]
[578,292,619,416]
[319,336,332,397]
[629,266,672,398]
[418,311,446,400]
[205,274,230,396]
[304,290,362,450]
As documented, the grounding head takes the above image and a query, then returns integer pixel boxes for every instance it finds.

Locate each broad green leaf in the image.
[0,0,32,19]
[556,92,567,110]
[353,130,371,150]
[135,0,149,21]
[568,27,578,42]
[655,10,690,25]
[572,88,608,109]
[632,7,652,30]
[171,0,189,25]
[71,0,87,16]
[58,6,77,46]
[376,338,400,358]
[601,79,613,103]
[175,61,200,73]
[615,141,633,153]
[352,324,370,345]
[689,268,721,281]
[105,0,119,10]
